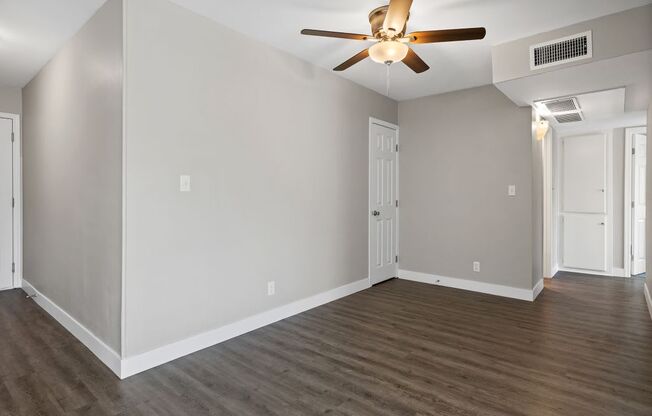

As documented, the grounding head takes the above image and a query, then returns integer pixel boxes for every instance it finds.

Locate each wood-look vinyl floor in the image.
[1,272,651,415]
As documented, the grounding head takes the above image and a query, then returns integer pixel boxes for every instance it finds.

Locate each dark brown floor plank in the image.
[1,272,651,415]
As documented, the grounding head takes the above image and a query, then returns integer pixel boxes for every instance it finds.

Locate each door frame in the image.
[556,131,615,276]
[0,112,21,289]
[624,126,647,277]
[368,117,399,286]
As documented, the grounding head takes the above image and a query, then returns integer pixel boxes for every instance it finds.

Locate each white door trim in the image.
[542,126,556,278]
[0,112,21,289]
[368,117,399,286]
[558,131,614,275]
[624,126,647,277]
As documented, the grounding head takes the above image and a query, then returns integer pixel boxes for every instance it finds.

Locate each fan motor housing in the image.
[369,5,408,38]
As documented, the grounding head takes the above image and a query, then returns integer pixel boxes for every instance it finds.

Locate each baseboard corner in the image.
[120,277,370,378]
[532,278,545,301]
[21,279,122,378]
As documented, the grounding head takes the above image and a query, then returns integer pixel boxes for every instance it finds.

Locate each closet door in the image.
[561,134,607,271]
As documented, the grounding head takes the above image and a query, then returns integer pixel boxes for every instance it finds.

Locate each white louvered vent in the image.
[543,98,578,113]
[553,113,583,123]
[530,31,592,70]
[539,97,584,124]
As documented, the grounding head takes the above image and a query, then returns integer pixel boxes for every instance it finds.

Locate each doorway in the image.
[0,112,20,291]
[369,118,399,285]
[625,127,647,277]
[558,133,611,274]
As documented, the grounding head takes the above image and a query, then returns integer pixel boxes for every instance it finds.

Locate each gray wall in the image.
[493,5,652,84]
[123,0,397,356]
[398,85,534,290]
[0,86,21,114]
[21,0,123,352]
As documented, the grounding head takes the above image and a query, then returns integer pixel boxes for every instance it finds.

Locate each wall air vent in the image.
[530,31,592,70]
[539,97,584,124]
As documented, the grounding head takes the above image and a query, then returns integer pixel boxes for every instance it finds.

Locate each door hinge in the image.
[395,255,398,263]
[395,200,399,207]
[632,148,636,155]
[632,201,635,208]
[12,263,15,273]
[10,132,14,143]
[11,197,14,208]
[395,144,399,152]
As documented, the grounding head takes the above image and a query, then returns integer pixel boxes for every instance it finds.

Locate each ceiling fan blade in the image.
[408,27,486,44]
[383,0,413,35]
[333,49,370,71]
[300,29,371,41]
[402,48,429,73]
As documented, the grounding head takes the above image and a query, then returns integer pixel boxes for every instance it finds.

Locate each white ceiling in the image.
[535,88,625,126]
[534,88,648,135]
[1,0,651,99]
[169,0,652,101]
[0,0,107,88]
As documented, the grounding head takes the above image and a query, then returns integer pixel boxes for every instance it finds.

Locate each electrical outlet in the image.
[508,185,516,196]
[473,261,480,272]
[267,281,275,296]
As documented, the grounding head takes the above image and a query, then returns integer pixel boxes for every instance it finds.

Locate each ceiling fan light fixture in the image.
[369,40,409,64]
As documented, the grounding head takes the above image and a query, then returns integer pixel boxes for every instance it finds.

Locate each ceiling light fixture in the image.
[300,0,486,73]
[369,40,409,65]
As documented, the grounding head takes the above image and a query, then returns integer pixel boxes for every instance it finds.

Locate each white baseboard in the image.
[612,267,627,277]
[120,277,371,379]
[644,283,652,321]
[22,280,122,377]
[532,278,544,300]
[558,267,627,278]
[398,270,541,302]
[545,265,559,279]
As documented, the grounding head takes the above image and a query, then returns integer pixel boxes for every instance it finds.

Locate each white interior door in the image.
[0,117,13,290]
[631,133,646,275]
[369,121,398,285]
[560,134,608,272]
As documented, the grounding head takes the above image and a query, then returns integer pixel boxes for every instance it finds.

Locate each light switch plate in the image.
[180,175,191,192]
[267,281,275,296]
[508,185,516,196]
[473,261,480,272]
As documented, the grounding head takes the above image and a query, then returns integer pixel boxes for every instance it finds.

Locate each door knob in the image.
[372,210,380,216]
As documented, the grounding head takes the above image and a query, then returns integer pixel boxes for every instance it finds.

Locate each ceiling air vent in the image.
[530,31,592,70]
[553,113,583,123]
[539,97,584,124]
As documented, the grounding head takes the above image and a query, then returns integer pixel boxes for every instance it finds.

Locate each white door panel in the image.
[562,214,606,271]
[369,122,397,285]
[631,133,646,275]
[562,134,606,213]
[560,133,609,274]
[0,117,13,290]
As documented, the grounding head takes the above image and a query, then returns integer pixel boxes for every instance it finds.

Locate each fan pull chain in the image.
[386,63,391,97]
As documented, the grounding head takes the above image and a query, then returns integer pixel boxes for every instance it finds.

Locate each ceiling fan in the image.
[300,0,486,73]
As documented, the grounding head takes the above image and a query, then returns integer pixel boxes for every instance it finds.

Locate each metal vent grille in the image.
[554,113,583,123]
[543,98,578,113]
[537,96,584,124]
[530,31,592,70]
